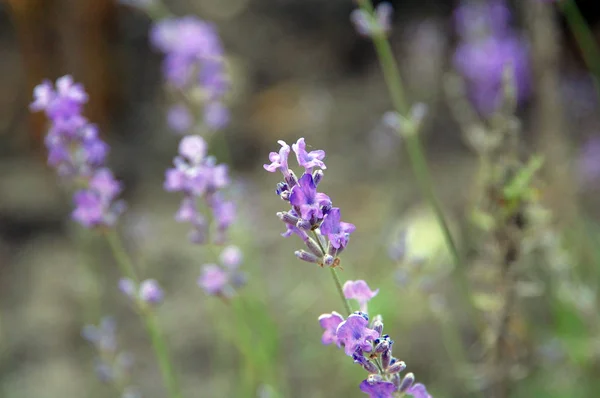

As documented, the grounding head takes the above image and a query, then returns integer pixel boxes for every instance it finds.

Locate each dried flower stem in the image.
[105,230,183,398]
[357,0,482,329]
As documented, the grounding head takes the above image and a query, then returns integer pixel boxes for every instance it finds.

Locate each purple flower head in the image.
[72,190,105,227]
[336,312,380,356]
[454,0,511,39]
[320,207,355,250]
[139,279,164,306]
[198,264,229,295]
[264,140,292,176]
[179,135,207,164]
[359,379,397,398]
[343,280,379,313]
[406,383,432,398]
[30,75,88,119]
[118,278,137,299]
[289,173,331,222]
[292,137,327,172]
[318,311,345,345]
[220,245,243,269]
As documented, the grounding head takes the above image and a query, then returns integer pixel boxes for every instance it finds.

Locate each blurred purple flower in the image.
[453,0,530,116]
[198,264,229,295]
[406,383,432,398]
[343,280,379,313]
[139,279,164,305]
[151,16,230,130]
[578,136,600,185]
[318,311,345,345]
[31,76,125,228]
[118,278,137,299]
[220,245,243,269]
[351,3,393,37]
[167,104,194,133]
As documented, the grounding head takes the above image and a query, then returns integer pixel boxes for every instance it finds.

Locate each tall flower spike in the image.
[30,76,125,228]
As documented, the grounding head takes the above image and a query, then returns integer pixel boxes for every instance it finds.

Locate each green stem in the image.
[104,230,183,398]
[357,0,482,329]
[330,267,352,316]
[560,0,600,98]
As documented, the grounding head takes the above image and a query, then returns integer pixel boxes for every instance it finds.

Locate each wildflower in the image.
[265,138,354,267]
[118,278,164,307]
[151,16,230,131]
[452,0,530,116]
[165,135,234,244]
[82,317,137,392]
[336,312,380,356]
[351,3,394,37]
[30,76,125,228]
[198,246,246,296]
[343,280,379,313]
[359,379,397,398]
[318,312,345,345]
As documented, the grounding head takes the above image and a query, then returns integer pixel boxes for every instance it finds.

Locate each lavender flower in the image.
[343,280,379,313]
[452,0,530,116]
[265,138,354,267]
[82,317,138,394]
[165,135,235,244]
[118,278,164,307]
[318,311,432,397]
[351,3,394,37]
[198,246,246,297]
[151,16,230,131]
[30,76,125,228]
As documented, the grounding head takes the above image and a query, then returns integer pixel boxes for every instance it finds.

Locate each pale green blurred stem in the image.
[356,0,482,329]
[104,230,183,398]
[331,267,352,316]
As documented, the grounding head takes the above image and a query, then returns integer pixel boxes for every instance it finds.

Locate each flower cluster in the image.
[452,0,530,116]
[264,138,355,267]
[198,245,246,297]
[30,75,125,228]
[164,135,235,244]
[319,281,431,398]
[150,16,230,132]
[82,317,140,398]
[119,278,164,307]
[350,2,393,37]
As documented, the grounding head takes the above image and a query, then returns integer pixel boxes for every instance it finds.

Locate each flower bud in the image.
[118,278,136,299]
[139,279,164,306]
[387,360,406,374]
[306,237,325,257]
[371,315,384,335]
[295,250,321,264]
[323,254,335,267]
[278,211,299,225]
[398,372,415,393]
[313,170,324,186]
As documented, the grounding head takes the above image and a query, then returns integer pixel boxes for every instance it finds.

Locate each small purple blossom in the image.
[336,313,380,356]
[406,383,432,398]
[318,312,345,345]
[289,173,331,222]
[292,137,327,171]
[220,245,243,269]
[118,278,137,299]
[359,379,397,398]
[264,140,291,176]
[139,279,164,305]
[167,104,194,133]
[320,208,355,250]
[351,3,394,37]
[198,246,246,296]
[343,280,379,313]
[198,264,229,295]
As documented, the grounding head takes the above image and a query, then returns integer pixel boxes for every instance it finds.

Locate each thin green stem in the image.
[330,267,352,316]
[560,0,600,98]
[357,0,482,329]
[104,230,182,398]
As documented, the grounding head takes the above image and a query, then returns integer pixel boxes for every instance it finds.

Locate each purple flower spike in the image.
[264,140,291,176]
[406,383,432,398]
[318,311,345,345]
[198,264,229,295]
[343,280,379,313]
[292,138,326,172]
[320,208,355,250]
[139,279,164,306]
[359,379,397,398]
[289,173,331,221]
[336,313,380,356]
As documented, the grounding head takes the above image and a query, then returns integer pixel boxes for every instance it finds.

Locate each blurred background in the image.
[1,0,600,397]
